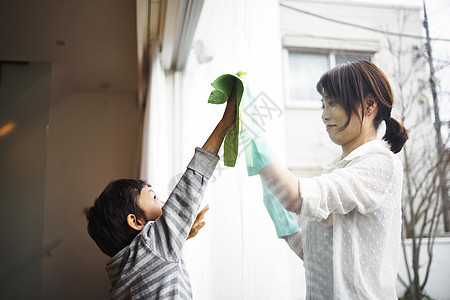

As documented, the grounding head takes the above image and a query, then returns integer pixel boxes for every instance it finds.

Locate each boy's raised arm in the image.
[142,83,237,260]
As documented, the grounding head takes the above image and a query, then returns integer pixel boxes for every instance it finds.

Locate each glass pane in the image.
[288,52,329,101]
[0,62,50,299]
[335,53,372,65]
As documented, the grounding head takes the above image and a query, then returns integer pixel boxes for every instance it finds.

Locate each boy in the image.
[86,87,236,299]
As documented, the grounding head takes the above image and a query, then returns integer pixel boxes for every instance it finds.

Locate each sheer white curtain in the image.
[140,45,171,199]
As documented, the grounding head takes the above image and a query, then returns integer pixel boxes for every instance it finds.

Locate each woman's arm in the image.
[259,147,401,222]
[259,161,302,213]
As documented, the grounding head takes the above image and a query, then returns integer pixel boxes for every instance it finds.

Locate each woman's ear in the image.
[364,95,377,115]
[127,214,145,231]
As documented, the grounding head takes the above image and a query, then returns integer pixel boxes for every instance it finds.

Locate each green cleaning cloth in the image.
[240,84,300,238]
[208,72,245,167]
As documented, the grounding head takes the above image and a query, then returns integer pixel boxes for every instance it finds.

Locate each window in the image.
[286,49,373,107]
[288,52,330,102]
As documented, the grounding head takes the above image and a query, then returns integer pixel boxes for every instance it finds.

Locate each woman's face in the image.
[321,97,365,154]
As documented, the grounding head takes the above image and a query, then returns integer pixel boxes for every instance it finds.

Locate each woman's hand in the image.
[187,205,210,240]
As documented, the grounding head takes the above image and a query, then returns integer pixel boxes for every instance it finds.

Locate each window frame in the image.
[283,47,374,110]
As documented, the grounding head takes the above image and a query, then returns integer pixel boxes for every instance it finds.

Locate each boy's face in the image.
[138,185,164,222]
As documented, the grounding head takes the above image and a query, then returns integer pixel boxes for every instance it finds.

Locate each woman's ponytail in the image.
[382,117,408,153]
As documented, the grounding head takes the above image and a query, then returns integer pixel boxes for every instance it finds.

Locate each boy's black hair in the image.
[86,179,149,257]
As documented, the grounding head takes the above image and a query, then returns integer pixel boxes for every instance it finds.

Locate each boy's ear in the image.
[127,214,145,231]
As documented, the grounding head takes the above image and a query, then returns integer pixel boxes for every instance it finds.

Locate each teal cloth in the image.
[241,128,276,176]
[240,83,300,238]
[261,178,300,237]
[208,74,244,167]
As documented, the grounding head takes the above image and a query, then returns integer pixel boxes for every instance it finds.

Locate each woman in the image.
[259,60,408,299]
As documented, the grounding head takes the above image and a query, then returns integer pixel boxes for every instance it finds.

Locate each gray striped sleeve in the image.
[143,147,219,261]
[186,147,219,179]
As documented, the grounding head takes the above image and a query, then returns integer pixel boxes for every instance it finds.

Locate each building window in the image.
[286,49,373,107]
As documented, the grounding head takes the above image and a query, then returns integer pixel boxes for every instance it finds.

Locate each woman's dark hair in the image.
[316,60,408,153]
[86,179,148,257]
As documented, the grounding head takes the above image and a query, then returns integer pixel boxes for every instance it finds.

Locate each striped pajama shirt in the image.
[106,147,219,299]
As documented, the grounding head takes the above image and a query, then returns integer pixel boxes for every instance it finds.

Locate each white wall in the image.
[40,65,141,300]
[397,237,450,300]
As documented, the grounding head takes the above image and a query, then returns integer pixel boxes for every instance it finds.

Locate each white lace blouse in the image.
[260,140,403,299]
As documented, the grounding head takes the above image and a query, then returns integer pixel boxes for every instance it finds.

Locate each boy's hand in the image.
[202,82,237,154]
[187,204,210,240]
[220,82,237,130]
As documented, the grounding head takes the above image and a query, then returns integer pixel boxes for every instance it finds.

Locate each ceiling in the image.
[0,0,139,95]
